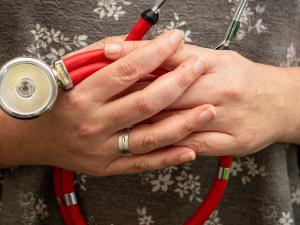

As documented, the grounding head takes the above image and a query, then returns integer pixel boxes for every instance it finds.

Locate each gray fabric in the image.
[0,0,300,224]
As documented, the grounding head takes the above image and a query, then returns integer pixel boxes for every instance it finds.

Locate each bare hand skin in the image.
[105,41,300,156]
[0,30,216,175]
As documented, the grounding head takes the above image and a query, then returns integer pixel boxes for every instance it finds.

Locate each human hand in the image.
[105,41,300,156]
[0,30,216,175]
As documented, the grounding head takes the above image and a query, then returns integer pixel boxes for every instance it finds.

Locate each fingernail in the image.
[179,151,196,163]
[199,106,215,124]
[105,43,122,55]
[169,30,184,45]
[193,57,205,75]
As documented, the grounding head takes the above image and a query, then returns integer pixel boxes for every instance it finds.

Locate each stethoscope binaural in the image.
[0,0,247,224]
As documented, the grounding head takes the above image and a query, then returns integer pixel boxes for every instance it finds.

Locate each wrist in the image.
[0,112,31,168]
[275,66,300,144]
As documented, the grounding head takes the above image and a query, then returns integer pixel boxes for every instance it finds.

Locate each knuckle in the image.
[136,94,159,115]
[66,92,85,109]
[181,119,195,134]
[155,42,170,60]
[218,86,244,101]
[77,122,105,138]
[114,59,142,83]
[141,133,160,152]
[189,139,209,154]
[156,157,170,170]
[220,50,240,63]
[131,160,151,172]
[176,66,194,89]
[235,133,253,152]
[77,122,96,138]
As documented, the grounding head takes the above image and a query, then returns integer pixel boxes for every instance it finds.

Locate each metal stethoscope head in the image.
[0,56,70,119]
[0,57,59,119]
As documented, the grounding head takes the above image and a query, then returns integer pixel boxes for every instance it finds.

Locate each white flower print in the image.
[280,43,300,67]
[231,157,268,185]
[151,173,174,192]
[204,210,222,225]
[46,47,66,61]
[291,188,300,205]
[75,172,91,191]
[19,192,49,225]
[93,0,131,21]
[34,198,48,219]
[141,163,202,202]
[175,171,202,202]
[279,212,294,225]
[231,160,243,176]
[226,0,267,40]
[153,12,193,42]
[26,24,88,64]
[137,207,154,225]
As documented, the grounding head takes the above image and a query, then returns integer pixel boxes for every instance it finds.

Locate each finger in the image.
[101,56,206,134]
[64,35,127,58]
[175,132,239,156]
[120,76,222,110]
[105,40,149,60]
[106,105,215,156]
[170,74,222,109]
[105,147,196,175]
[143,109,192,124]
[112,81,150,100]
[105,41,218,71]
[78,29,185,101]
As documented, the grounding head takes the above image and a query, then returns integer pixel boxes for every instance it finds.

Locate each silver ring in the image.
[118,129,133,156]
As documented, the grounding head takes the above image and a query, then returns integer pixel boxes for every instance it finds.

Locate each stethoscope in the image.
[0,0,247,224]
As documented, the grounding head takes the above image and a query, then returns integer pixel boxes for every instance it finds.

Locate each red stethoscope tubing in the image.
[63,18,151,73]
[53,16,233,225]
[53,168,73,225]
[184,156,232,225]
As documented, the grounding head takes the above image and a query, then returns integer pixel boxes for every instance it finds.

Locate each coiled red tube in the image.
[53,168,73,225]
[64,50,107,72]
[61,170,86,225]
[184,156,232,224]
[54,11,233,225]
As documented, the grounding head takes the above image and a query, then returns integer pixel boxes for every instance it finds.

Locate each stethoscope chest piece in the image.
[0,57,58,119]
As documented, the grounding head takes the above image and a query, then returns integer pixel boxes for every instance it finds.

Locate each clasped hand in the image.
[2,29,299,176]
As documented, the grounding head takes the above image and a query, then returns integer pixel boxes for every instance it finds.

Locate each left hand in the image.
[104,41,300,156]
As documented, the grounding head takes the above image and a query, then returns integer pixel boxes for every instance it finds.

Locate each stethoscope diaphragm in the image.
[0,57,58,119]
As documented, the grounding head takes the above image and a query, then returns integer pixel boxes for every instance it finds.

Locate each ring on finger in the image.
[118,128,133,156]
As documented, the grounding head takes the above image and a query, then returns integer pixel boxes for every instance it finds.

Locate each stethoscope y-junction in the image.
[0,0,247,224]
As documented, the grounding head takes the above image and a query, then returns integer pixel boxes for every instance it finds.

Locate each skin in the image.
[1,29,299,175]
[0,30,216,175]
[104,40,300,157]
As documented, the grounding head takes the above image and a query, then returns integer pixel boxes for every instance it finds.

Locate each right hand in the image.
[0,30,215,176]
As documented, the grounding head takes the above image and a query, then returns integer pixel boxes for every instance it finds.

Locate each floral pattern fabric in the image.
[0,0,300,225]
